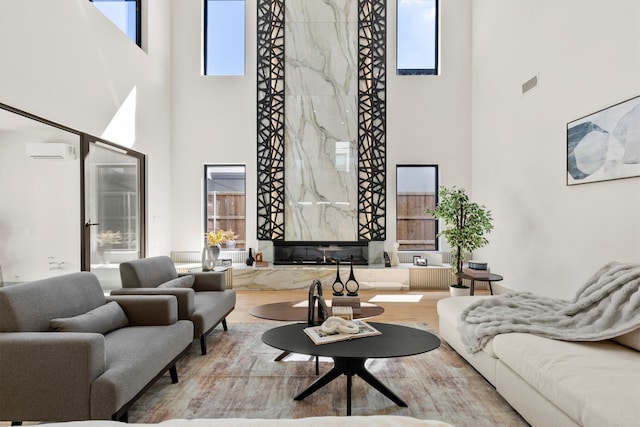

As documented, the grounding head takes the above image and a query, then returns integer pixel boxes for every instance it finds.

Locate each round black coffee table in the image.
[262,322,440,416]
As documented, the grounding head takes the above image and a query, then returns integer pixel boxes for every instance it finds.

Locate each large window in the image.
[204,165,246,249]
[396,165,438,250]
[90,0,141,46]
[397,0,438,75]
[204,0,246,76]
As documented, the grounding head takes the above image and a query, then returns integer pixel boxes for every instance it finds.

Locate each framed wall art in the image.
[567,95,640,185]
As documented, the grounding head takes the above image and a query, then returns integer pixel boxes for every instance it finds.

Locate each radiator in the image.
[409,265,488,290]
[171,250,247,264]
[409,267,454,290]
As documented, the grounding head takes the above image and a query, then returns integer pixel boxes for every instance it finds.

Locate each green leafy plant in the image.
[426,186,494,287]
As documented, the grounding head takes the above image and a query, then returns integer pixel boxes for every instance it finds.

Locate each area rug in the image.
[127,323,528,426]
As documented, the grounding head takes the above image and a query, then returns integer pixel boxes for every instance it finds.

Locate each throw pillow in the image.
[50,301,129,334]
[158,275,195,289]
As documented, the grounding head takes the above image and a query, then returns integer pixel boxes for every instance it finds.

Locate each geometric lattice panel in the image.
[257,0,386,242]
[358,0,387,241]
[256,0,285,240]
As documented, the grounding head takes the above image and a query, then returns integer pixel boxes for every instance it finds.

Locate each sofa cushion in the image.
[90,320,193,419]
[158,275,195,289]
[120,256,179,288]
[0,272,106,332]
[190,290,236,337]
[50,301,130,334]
[612,327,640,351]
[493,332,640,427]
[437,296,496,356]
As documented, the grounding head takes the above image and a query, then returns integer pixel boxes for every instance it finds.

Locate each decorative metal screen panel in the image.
[257,0,386,241]
[256,0,285,240]
[358,0,386,241]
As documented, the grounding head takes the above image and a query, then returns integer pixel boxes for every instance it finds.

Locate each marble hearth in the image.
[231,263,410,291]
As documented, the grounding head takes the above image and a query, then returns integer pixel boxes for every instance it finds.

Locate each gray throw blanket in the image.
[459,261,640,353]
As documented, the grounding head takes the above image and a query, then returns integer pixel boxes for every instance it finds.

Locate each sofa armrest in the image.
[186,271,226,291]
[107,295,178,326]
[0,332,105,421]
[110,288,194,320]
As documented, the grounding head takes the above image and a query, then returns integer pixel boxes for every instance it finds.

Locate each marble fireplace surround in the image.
[256,0,386,247]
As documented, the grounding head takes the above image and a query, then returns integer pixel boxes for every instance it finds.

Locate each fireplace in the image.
[273,241,369,265]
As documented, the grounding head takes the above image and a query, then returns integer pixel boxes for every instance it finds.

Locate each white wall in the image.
[471,0,640,298]
[169,0,473,254]
[0,0,174,264]
[0,127,80,282]
[169,0,258,252]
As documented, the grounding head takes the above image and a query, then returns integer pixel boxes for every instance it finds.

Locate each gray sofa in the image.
[0,272,193,423]
[114,256,236,355]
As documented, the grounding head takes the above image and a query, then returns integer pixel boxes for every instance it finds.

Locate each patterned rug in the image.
[127,323,528,426]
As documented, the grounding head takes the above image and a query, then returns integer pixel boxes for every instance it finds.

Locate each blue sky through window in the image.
[91,0,137,44]
[397,0,438,74]
[206,0,246,76]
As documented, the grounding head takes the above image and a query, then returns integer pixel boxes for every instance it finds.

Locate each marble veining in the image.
[284,0,359,241]
[285,0,358,24]
[231,264,410,291]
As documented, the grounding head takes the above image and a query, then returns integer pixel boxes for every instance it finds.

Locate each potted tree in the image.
[426,186,494,296]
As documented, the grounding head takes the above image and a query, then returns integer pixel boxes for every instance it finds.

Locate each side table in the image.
[457,272,503,296]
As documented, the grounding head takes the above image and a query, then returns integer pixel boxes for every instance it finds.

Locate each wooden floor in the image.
[227,288,490,331]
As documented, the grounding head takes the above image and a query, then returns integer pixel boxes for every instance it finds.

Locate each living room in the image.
[0,0,639,426]
[0,0,637,298]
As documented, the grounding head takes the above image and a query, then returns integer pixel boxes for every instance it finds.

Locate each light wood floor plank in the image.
[228,289,490,330]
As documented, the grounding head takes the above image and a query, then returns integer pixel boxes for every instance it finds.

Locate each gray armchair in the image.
[114,256,236,355]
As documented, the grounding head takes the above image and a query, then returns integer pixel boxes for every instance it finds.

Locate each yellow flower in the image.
[207,229,239,246]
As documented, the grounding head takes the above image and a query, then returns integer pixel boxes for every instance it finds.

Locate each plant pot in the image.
[449,285,470,297]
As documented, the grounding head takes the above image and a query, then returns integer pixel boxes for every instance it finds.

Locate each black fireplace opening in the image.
[273,241,369,265]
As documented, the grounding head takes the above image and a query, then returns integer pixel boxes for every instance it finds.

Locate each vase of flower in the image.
[209,244,221,260]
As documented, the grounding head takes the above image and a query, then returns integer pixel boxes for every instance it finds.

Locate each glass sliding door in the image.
[82,136,145,291]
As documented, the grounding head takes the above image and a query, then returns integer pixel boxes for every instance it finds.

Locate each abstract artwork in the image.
[567,95,640,185]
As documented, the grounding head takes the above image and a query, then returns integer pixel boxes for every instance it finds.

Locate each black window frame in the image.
[203,164,247,250]
[89,0,142,48]
[396,0,439,76]
[203,0,247,76]
[396,164,439,251]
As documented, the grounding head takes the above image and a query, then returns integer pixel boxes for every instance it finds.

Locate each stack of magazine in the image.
[303,320,381,345]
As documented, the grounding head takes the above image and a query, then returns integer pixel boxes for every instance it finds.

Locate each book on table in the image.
[304,320,381,345]
[462,266,491,278]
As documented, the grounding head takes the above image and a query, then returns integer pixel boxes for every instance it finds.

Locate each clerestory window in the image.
[204,0,246,76]
[89,0,141,47]
[397,0,439,75]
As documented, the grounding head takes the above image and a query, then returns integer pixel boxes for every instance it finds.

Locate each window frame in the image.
[396,164,439,251]
[203,0,247,76]
[89,0,141,47]
[203,164,247,250]
[396,0,439,76]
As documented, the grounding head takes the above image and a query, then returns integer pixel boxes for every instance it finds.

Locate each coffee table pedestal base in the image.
[294,357,407,416]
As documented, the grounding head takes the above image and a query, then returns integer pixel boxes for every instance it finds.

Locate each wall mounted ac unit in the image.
[25,143,76,160]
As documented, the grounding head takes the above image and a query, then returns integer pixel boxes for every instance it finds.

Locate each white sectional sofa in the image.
[437,296,640,427]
